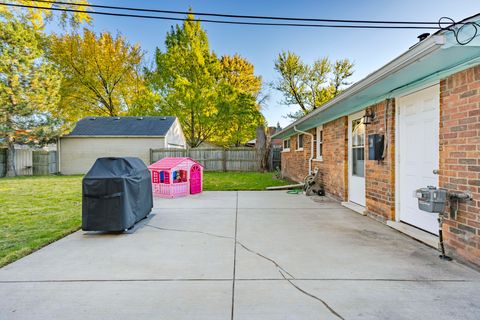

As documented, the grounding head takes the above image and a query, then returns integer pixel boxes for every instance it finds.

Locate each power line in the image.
[30,0,451,26]
[0,2,438,29]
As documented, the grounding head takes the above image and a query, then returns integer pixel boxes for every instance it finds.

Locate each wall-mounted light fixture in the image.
[363,107,376,125]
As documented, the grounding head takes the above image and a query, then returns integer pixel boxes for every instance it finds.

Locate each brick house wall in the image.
[280,129,310,183]
[280,65,480,268]
[364,100,396,222]
[281,117,348,201]
[312,117,348,201]
[439,66,480,268]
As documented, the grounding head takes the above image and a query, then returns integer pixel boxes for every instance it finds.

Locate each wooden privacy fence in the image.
[33,151,58,175]
[0,149,58,177]
[150,148,262,172]
[270,146,282,171]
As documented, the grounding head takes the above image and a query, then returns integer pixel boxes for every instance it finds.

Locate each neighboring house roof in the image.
[66,116,177,137]
[273,13,480,139]
[148,157,203,170]
[195,141,221,149]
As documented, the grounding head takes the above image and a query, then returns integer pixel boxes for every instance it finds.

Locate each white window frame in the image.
[296,134,304,151]
[316,125,323,161]
[282,139,290,152]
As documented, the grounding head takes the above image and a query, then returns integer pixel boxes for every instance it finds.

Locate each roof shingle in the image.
[67,116,176,137]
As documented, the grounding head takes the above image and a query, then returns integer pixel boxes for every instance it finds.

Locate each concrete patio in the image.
[1,191,480,319]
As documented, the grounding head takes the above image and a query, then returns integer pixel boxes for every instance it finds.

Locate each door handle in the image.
[433,169,439,175]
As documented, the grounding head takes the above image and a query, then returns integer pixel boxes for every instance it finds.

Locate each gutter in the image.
[293,126,313,175]
[273,34,445,140]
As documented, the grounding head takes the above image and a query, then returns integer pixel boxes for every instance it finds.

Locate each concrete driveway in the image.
[1,191,480,320]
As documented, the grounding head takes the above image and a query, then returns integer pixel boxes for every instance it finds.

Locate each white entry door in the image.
[398,85,440,235]
[348,111,366,207]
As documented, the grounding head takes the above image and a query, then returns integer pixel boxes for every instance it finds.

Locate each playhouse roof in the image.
[148,157,203,170]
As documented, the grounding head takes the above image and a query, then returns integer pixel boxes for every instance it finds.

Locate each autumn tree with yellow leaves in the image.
[0,1,90,176]
[49,29,150,124]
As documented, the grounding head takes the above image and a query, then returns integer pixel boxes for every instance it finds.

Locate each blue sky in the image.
[51,0,480,128]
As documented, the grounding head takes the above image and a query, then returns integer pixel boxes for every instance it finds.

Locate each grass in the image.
[0,172,290,267]
[0,175,82,268]
[203,171,290,191]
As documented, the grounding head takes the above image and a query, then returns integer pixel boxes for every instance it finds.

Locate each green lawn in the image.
[0,172,289,267]
[0,175,82,268]
[203,171,290,191]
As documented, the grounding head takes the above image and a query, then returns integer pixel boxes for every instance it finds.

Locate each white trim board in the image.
[341,202,367,215]
[387,221,438,248]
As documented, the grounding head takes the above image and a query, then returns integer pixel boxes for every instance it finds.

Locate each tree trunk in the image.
[6,141,16,177]
[256,125,269,172]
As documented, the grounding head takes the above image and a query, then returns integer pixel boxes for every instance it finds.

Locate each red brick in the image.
[282,66,480,269]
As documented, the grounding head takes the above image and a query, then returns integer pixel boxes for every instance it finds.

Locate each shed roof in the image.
[148,157,203,170]
[67,116,176,137]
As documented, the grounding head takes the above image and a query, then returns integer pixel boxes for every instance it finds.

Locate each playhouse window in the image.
[172,170,187,183]
[160,171,165,183]
[179,170,187,182]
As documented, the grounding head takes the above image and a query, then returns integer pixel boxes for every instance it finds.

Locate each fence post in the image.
[222,149,227,172]
[149,149,153,164]
[0,148,6,177]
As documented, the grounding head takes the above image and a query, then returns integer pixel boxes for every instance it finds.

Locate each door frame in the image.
[394,82,440,223]
[348,110,366,206]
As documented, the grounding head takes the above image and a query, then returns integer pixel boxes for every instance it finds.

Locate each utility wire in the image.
[28,0,455,26]
[0,2,438,29]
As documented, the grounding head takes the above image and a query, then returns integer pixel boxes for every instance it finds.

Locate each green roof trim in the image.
[274,15,480,140]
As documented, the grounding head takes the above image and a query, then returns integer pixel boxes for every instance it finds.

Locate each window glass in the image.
[318,128,323,158]
[297,134,304,149]
[352,119,365,177]
[315,127,323,159]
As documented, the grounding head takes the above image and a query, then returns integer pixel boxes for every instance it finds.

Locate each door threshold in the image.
[386,221,438,248]
[341,202,366,215]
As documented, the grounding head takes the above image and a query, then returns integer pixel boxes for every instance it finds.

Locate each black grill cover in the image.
[82,157,153,231]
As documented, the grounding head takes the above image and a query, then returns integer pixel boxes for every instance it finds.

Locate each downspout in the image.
[293,126,314,176]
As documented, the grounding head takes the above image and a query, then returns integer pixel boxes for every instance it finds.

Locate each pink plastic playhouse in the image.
[148,157,203,198]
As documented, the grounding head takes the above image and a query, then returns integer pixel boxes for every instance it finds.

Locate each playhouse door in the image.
[190,165,202,194]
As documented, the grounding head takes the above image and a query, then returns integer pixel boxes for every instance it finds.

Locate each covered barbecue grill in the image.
[82,157,153,231]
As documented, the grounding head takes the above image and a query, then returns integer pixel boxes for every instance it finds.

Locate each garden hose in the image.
[287,189,303,194]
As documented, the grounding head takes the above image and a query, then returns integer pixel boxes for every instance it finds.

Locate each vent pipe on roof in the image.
[160,117,166,120]
[137,117,143,120]
[90,117,96,120]
[417,33,430,42]
[114,117,120,120]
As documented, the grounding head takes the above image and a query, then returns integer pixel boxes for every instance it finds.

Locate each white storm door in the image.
[348,111,366,207]
[398,85,440,235]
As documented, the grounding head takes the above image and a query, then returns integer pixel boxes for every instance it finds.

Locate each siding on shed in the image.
[165,119,187,148]
[60,137,165,175]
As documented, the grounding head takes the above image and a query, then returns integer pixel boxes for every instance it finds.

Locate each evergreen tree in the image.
[0,18,61,176]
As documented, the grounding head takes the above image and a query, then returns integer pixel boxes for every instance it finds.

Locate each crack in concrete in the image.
[144,223,347,319]
[145,224,232,240]
[145,224,294,278]
[279,270,345,320]
[235,241,295,279]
